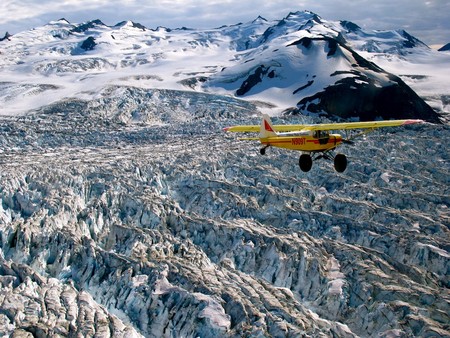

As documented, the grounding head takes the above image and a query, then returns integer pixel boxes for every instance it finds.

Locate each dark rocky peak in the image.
[43,18,74,39]
[282,35,440,122]
[295,74,441,123]
[252,15,268,23]
[288,36,314,48]
[285,10,322,24]
[0,31,12,41]
[115,21,127,28]
[285,37,440,122]
[293,36,338,56]
[45,18,72,27]
[215,24,231,29]
[214,21,245,30]
[71,19,106,33]
[400,29,428,48]
[438,43,450,51]
[340,20,361,33]
[297,18,326,33]
[261,11,324,43]
[114,21,147,31]
[151,26,171,32]
[131,22,147,31]
[80,36,96,51]
[288,36,359,61]
[56,18,71,24]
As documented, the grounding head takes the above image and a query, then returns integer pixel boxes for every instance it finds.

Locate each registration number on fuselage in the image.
[291,138,306,145]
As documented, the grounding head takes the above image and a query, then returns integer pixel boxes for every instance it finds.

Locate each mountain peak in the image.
[252,15,268,24]
[114,20,147,30]
[0,31,12,41]
[399,29,428,49]
[46,18,72,27]
[438,42,450,51]
[56,18,71,24]
[71,19,106,33]
[285,10,322,23]
[340,20,361,33]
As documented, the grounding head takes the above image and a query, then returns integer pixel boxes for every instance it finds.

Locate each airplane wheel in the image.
[334,153,347,173]
[299,154,313,172]
[260,147,266,155]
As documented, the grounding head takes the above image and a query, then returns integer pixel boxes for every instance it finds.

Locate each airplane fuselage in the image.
[261,132,343,153]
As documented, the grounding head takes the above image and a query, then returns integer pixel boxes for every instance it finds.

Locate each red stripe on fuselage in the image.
[307,139,340,145]
[261,140,292,145]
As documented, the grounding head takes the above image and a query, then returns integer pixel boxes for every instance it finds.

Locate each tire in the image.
[299,154,313,172]
[260,147,266,155]
[334,153,347,173]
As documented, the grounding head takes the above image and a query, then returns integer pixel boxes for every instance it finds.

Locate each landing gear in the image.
[260,145,269,155]
[299,154,313,172]
[298,152,347,172]
[333,153,347,173]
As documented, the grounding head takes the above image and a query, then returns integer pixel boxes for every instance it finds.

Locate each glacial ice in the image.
[0,89,448,336]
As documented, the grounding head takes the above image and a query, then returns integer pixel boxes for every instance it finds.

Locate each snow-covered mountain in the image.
[0,11,448,121]
[0,10,449,337]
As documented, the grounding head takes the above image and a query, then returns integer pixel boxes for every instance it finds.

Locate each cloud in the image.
[2,0,107,24]
[1,0,448,44]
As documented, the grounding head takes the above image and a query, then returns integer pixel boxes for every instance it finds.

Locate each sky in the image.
[1,0,449,47]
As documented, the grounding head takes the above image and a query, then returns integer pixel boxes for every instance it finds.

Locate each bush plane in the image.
[224,114,424,172]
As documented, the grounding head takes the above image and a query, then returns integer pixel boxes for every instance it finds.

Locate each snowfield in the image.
[0,10,449,337]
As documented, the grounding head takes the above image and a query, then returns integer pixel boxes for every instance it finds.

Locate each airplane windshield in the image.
[313,130,330,138]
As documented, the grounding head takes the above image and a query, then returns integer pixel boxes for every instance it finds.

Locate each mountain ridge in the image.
[0,10,447,122]
[438,42,450,51]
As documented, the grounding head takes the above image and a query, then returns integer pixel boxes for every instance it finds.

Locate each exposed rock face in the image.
[287,37,440,122]
[438,43,450,52]
[236,65,270,96]
[0,87,449,336]
[295,72,441,122]
[340,20,361,33]
[80,37,97,51]
[0,32,12,42]
[71,19,106,33]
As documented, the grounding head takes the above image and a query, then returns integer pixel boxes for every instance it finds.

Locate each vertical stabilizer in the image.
[260,114,278,138]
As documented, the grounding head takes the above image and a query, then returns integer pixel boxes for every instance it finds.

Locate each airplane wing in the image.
[299,119,424,131]
[224,119,424,133]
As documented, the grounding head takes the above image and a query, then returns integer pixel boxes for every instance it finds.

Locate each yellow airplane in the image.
[224,114,424,172]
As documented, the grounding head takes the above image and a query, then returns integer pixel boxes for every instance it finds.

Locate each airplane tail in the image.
[259,114,278,138]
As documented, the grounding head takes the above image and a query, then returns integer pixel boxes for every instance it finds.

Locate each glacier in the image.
[0,89,448,336]
[0,10,449,338]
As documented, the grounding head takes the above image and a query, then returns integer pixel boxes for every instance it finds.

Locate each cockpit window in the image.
[313,130,329,138]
